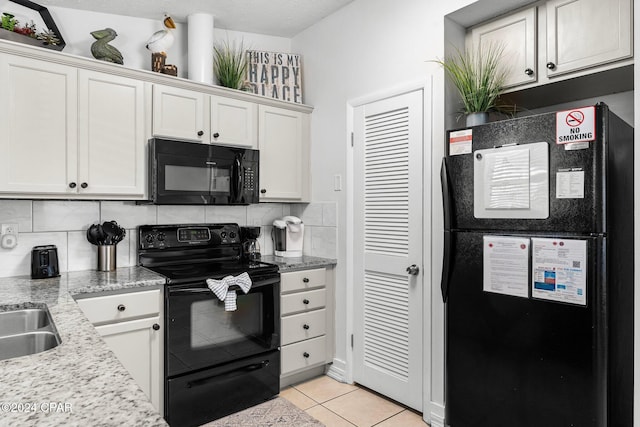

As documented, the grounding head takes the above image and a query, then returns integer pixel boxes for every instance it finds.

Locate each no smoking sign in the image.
[556,106,595,144]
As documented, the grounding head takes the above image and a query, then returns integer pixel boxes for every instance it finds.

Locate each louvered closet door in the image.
[353,89,423,411]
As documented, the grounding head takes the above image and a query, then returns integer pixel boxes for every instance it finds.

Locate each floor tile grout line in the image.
[308,402,358,427]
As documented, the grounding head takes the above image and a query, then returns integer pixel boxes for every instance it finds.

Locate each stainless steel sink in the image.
[0,307,52,336]
[0,305,61,361]
[0,331,61,361]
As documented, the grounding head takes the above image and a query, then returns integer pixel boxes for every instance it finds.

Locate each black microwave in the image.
[147,138,259,205]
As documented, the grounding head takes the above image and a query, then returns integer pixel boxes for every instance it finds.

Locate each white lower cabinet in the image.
[76,288,163,415]
[280,268,330,383]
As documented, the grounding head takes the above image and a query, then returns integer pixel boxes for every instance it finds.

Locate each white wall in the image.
[0,2,291,81]
[291,0,475,422]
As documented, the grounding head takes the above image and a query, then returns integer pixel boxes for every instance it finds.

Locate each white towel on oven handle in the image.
[206,272,252,311]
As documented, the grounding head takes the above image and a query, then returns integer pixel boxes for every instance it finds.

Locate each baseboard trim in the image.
[430,402,445,427]
[326,358,347,383]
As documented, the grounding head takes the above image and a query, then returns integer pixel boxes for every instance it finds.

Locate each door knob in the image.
[406,264,420,275]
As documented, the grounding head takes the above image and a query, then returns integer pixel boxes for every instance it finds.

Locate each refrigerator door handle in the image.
[440,157,453,231]
[440,157,453,302]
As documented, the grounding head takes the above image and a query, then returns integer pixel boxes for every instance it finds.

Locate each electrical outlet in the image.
[1,223,18,236]
[0,223,18,249]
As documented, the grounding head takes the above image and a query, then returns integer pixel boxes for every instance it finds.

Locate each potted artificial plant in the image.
[213,39,250,90]
[435,43,508,126]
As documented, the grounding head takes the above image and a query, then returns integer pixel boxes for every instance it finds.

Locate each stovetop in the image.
[146,260,278,284]
[137,223,278,285]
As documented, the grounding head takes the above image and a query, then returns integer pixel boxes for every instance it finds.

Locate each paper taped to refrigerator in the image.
[531,238,587,305]
[474,142,549,219]
[483,236,529,298]
[556,169,585,199]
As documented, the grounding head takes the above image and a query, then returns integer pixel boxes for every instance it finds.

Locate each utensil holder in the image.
[97,245,116,272]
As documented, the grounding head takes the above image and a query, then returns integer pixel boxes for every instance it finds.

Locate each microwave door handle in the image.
[233,155,242,202]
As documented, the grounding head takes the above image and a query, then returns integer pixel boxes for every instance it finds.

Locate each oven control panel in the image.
[139,224,241,249]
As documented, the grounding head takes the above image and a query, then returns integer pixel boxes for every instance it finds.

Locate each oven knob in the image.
[229,231,236,239]
[145,234,154,243]
[157,232,166,242]
[220,231,227,239]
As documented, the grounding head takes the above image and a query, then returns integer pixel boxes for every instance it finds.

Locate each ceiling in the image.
[31,0,355,38]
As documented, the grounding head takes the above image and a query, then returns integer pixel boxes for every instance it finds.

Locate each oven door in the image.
[166,274,280,377]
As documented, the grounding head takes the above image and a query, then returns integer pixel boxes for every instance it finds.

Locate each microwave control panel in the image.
[244,167,255,191]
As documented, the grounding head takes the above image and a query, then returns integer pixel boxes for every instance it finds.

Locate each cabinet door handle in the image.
[303,352,310,358]
[152,323,160,331]
[303,324,310,330]
[80,182,88,189]
[303,299,310,305]
[524,68,534,76]
[68,182,76,189]
[197,130,204,136]
[212,132,220,139]
[546,62,556,70]
[303,277,310,283]
[117,304,126,312]
[260,189,267,194]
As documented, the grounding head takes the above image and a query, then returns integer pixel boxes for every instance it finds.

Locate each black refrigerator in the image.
[441,103,633,427]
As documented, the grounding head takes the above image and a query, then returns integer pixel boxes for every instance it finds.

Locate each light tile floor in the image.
[281,375,429,427]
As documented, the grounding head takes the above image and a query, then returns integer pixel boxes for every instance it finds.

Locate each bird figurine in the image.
[146,14,176,54]
[90,28,124,65]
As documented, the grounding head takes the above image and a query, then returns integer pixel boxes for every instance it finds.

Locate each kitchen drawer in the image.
[281,309,326,345]
[281,335,327,375]
[281,268,326,293]
[76,289,161,325]
[281,288,326,316]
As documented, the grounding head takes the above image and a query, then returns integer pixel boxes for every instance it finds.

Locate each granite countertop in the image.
[0,267,168,426]
[262,255,337,272]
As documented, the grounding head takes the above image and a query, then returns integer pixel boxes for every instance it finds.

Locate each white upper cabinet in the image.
[210,96,258,148]
[0,54,146,198]
[153,85,259,148]
[469,7,537,88]
[0,55,78,194]
[545,0,632,77]
[258,105,310,202]
[152,85,207,142]
[78,70,146,196]
[468,0,633,91]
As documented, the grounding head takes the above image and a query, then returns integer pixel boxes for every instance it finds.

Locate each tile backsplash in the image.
[0,200,337,278]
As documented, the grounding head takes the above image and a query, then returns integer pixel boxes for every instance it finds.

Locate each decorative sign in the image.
[246,50,302,104]
[556,106,595,144]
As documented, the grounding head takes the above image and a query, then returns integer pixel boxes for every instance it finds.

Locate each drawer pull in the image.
[303,352,310,358]
[303,299,310,305]
[303,277,309,283]
[303,324,310,330]
[152,323,160,331]
[117,304,126,312]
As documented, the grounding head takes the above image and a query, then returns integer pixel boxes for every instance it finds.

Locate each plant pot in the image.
[466,112,489,127]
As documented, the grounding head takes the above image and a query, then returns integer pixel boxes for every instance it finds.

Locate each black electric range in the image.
[138,223,281,427]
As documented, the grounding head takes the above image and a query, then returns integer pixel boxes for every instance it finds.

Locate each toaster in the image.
[30,245,60,279]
